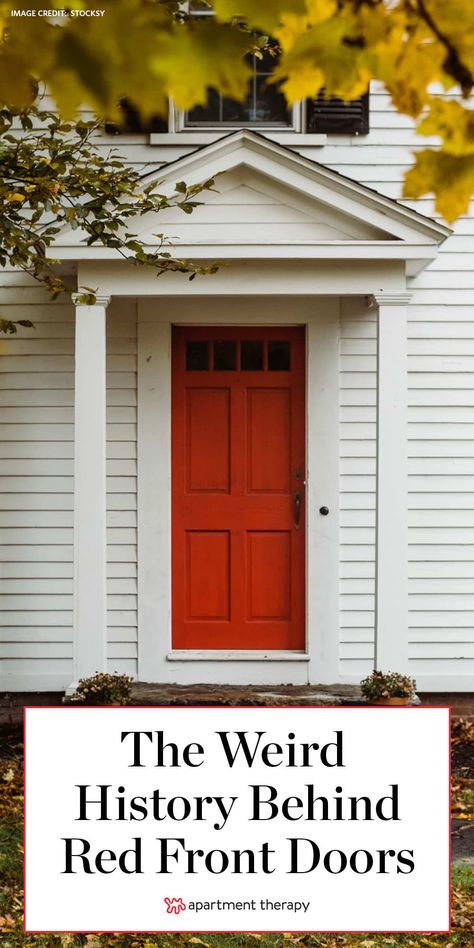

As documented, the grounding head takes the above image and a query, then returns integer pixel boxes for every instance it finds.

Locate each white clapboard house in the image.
[1,67,474,695]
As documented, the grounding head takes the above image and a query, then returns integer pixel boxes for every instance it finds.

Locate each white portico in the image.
[40,131,451,690]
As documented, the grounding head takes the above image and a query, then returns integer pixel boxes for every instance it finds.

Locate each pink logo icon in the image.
[164,897,187,915]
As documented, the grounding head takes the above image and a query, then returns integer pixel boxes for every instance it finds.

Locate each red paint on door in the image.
[172,326,305,649]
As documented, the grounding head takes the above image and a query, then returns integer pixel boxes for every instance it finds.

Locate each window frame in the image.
[180,2,302,132]
[176,100,303,133]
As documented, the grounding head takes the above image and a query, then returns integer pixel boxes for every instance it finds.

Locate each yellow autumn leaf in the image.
[214,0,307,33]
[6,192,26,203]
[384,38,444,118]
[417,99,474,156]
[404,150,474,222]
[276,14,371,103]
[152,20,251,111]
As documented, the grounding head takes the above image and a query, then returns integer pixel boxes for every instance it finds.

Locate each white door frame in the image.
[136,295,340,685]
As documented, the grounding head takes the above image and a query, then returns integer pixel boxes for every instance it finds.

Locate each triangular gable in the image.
[136,128,450,245]
[138,165,393,243]
[55,129,450,271]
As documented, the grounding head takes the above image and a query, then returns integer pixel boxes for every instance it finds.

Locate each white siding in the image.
[0,291,75,690]
[339,298,376,679]
[407,305,474,684]
[0,291,138,689]
[327,87,474,686]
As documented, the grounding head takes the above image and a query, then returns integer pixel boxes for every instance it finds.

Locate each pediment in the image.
[135,165,394,243]
[55,129,450,271]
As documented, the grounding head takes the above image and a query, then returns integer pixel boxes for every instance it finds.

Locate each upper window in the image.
[182,4,368,134]
[185,2,293,129]
[185,49,292,129]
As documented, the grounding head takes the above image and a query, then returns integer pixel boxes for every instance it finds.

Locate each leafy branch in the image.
[413,0,473,95]
[0,104,218,333]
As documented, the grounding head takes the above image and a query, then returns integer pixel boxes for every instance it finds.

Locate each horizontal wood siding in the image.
[407,304,474,683]
[0,291,138,688]
[339,298,376,678]
[0,291,75,689]
[328,87,474,686]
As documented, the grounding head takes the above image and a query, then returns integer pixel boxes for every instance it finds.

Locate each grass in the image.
[0,824,22,890]
[452,864,474,890]
[0,725,473,947]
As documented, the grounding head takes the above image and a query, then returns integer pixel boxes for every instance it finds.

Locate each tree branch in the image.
[414,0,473,95]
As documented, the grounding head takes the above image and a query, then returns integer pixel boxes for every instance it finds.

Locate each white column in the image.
[70,295,110,688]
[374,293,410,673]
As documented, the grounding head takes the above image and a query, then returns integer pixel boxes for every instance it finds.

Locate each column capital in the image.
[72,292,111,308]
[371,292,412,307]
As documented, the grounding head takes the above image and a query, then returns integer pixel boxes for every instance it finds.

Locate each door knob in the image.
[319,506,329,516]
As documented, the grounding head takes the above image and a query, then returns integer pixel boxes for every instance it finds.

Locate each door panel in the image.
[172,326,305,650]
[247,388,291,493]
[186,389,230,493]
[186,531,230,620]
[247,531,291,620]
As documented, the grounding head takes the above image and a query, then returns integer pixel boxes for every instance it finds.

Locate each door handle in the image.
[293,491,302,528]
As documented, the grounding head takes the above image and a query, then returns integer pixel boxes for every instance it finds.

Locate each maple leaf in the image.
[417,98,474,155]
[404,149,474,221]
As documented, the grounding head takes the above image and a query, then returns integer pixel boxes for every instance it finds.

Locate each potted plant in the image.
[360,670,416,706]
[64,672,133,706]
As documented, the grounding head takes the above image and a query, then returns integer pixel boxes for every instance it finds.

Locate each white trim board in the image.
[78,260,407,297]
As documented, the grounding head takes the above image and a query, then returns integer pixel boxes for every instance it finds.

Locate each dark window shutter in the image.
[105,99,168,135]
[306,90,369,135]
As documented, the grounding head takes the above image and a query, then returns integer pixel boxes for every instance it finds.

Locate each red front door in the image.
[172,326,305,649]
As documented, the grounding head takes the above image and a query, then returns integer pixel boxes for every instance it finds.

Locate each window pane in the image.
[186,340,209,371]
[268,341,290,371]
[186,88,221,124]
[222,94,248,124]
[241,340,263,371]
[214,341,236,371]
[254,77,289,124]
[186,49,291,127]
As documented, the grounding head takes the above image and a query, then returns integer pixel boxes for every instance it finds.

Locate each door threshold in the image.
[167,650,310,662]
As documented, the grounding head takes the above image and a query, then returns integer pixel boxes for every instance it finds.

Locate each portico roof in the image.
[56,128,450,276]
